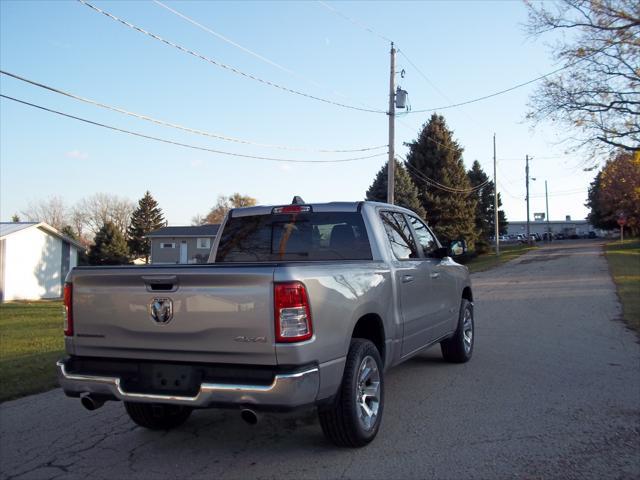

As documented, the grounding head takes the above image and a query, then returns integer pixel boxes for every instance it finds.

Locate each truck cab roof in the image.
[229,201,416,218]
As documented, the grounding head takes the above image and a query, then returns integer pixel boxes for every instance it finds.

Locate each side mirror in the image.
[448,240,467,257]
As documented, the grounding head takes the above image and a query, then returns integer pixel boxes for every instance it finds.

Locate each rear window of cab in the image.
[215,212,372,262]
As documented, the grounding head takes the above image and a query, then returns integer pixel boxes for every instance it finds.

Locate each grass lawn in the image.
[0,301,65,402]
[605,239,640,332]
[465,243,537,273]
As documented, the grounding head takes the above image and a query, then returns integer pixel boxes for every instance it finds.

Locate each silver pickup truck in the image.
[58,200,474,447]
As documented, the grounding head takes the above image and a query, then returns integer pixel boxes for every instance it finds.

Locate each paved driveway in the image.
[1,240,639,479]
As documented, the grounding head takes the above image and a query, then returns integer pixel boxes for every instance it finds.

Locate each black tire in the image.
[124,402,193,430]
[318,339,384,448]
[440,298,474,363]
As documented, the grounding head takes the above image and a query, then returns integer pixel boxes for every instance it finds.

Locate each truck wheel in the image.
[318,339,384,448]
[124,402,192,430]
[440,299,474,363]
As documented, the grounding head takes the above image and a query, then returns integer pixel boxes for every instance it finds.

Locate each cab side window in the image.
[408,215,438,257]
[380,211,418,260]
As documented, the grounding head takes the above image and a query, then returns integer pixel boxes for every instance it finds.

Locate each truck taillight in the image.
[274,282,313,343]
[63,282,73,336]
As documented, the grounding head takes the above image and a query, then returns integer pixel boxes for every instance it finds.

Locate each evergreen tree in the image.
[11,214,20,222]
[89,221,130,265]
[127,191,165,264]
[406,114,478,248]
[467,160,508,239]
[60,225,78,240]
[365,160,426,219]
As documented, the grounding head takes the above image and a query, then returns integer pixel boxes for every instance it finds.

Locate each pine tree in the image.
[127,191,165,264]
[467,160,508,240]
[406,114,478,248]
[89,221,130,265]
[60,225,78,240]
[365,160,426,219]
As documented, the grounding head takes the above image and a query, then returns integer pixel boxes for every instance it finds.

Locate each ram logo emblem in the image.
[149,298,173,324]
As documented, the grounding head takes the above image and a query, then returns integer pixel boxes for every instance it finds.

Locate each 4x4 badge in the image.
[149,298,173,324]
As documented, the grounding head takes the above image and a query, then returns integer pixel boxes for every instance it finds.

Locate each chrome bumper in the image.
[56,360,320,408]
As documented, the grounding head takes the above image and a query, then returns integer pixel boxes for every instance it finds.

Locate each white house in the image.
[0,222,84,301]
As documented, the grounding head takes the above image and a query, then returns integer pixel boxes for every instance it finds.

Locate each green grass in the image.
[605,239,640,332]
[0,301,65,402]
[465,244,537,273]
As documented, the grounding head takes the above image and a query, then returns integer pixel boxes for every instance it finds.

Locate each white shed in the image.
[0,222,84,301]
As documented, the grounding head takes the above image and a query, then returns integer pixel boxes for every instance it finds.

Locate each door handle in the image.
[142,275,178,292]
[430,272,440,279]
[402,275,414,283]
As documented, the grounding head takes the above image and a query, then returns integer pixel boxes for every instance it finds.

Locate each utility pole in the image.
[545,180,550,241]
[493,134,499,256]
[525,154,531,246]
[387,42,396,205]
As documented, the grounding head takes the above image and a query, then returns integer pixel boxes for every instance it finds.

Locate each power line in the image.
[530,188,587,198]
[401,157,490,194]
[153,0,296,77]
[0,94,387,164]
[395,118,467,156]
[153,0,377,112]
[78,0,385,114]
[317,1,393,44]
[315,0,581,115]
[407,63,579,114]
[397,49,454,105]
[0,70,386,153]
[497,180,521,200]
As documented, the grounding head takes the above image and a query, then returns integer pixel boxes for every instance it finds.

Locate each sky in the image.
[0,0,598,226]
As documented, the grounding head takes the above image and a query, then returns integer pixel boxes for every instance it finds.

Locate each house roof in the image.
[0,222,34,237]
[147,224,220,238]
[0,222,85,249]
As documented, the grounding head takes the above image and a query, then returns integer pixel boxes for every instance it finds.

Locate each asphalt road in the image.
[1,240,639,480]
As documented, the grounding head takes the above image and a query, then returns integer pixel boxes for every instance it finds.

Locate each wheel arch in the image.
[462,286,473,303]
[351,313,386,367]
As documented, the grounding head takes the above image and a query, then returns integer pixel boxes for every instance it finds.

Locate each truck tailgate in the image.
[70,265,277,365]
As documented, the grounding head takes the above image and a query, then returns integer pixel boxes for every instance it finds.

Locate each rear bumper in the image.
[56,359,320,409]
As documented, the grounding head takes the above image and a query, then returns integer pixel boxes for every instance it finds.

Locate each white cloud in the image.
[65,150,89,160]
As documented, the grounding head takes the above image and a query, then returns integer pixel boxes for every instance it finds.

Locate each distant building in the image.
[148,224,220,264]
[506,217,604,238]
[0,222,84,301]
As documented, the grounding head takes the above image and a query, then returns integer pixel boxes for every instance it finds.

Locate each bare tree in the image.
[525,0,639,157]
[194,193,258,225]
[72,193,135,237]
[191,213,206,226]
[21,196,69,230]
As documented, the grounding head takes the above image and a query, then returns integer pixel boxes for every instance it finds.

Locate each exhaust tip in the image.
[80,394,105,411]
[240,409,259,425]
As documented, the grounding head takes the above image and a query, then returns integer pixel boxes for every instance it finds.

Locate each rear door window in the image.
[216,212,372,262]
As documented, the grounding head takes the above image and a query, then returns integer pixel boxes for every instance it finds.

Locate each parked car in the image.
[588,231,597,239]
[57,200,474,447]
